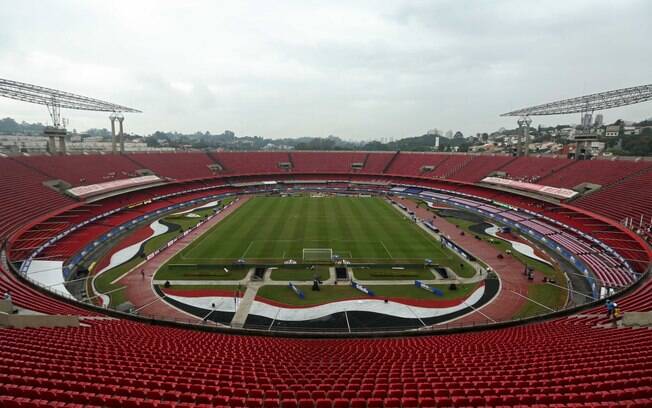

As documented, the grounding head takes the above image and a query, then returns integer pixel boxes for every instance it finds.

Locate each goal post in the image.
[302,248,333,262]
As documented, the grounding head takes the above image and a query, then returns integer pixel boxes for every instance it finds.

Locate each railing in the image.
[4,183,650,338]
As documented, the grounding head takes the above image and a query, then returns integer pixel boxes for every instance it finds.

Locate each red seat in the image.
[263,399,280,408]
[314,399,332,408]
[281,399,298,408]
[298,399,315,408]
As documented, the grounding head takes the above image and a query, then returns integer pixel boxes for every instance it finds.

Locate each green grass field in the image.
[158,196,473,279]
[256,283,477,306]
[269,266,330,281]
[351,266,435,280]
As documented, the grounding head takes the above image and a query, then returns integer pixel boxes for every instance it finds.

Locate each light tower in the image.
[118,114,125,154]
[516,116,532,157]
[501,83,652,160]
[109,112,125,154]
[0,78,141,155]
[109,113,118,154]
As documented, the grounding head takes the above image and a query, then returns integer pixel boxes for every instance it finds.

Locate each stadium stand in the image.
[215,152,290,175]
[0,158,74,240]
[539,158,652,189]
[497,156,573,183]
[1,311,652,407]
[432,155,474,179]
[383,153,450,177]
[291,152,368,173]
[1,152,652,407]
[574,165,652,228]
[128,152,219,180]
[13,155,141,186]
[451,155,516,182]
[358,152,394,174]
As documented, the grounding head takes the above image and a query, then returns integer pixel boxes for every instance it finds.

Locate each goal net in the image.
[302,248,333,262]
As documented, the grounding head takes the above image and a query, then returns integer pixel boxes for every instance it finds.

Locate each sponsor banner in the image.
[288,282,305,299]
[351,281,374,296]
[415,280,444,296]
[481,176,578,199]
[67,175,163,198]
[440,236,476,262]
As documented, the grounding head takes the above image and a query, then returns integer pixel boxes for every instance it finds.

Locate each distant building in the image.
[623,126,636,136]
[557,127,574,139]
[635,126,652,135]
[605,125,621,137]
[594,114,604,126]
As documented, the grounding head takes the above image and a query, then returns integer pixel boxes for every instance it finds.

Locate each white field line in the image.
[380,241,394,259]
[134,296,164,313]
[510,290,555,311]
[241,241,255,258]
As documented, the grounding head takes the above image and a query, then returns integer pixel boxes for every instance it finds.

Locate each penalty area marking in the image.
[241,241,255,258]
[380,241,393,259]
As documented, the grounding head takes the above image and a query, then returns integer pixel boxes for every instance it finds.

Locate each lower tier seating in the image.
[1,314,651,407]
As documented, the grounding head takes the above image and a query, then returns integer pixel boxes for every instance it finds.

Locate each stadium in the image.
[1,2,652,404]
[2,143,652,407]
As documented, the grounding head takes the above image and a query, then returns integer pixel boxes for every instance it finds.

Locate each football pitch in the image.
[164,195,458,266]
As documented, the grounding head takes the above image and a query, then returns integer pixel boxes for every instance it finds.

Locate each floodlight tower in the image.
[501,83,652,159]
[516,116,532,157]
[109,112,126,154]
[0,78,141,155]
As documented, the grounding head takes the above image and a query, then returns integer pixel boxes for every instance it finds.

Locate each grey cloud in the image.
[0,0,651,139]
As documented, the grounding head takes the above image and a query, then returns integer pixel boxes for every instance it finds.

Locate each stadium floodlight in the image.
[501,83,652,117]
[0,77,141,127]
[499,83,652,158]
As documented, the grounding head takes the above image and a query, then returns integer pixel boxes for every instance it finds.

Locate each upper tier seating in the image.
[291,152,368,173]
[128,152,218,180]
[539,158,652,189]
[452,155,516,182]
[0,158,74,240]
[359,152,394,174]
[498,156,573,183]
[14,155,141,186]
[215,152,290,175]
[432,155,474,179]
[383,153,450,176]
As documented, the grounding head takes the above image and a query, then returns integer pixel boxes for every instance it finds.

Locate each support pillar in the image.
[58,136,66,155]
[517,116,532,157]
[109,114,117,154]
[48,136,56,154]
[118,116,125,154]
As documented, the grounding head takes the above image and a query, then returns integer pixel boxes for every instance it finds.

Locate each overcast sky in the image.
[1,0,651,140]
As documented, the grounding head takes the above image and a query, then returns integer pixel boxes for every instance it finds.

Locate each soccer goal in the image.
[302,248,333,262]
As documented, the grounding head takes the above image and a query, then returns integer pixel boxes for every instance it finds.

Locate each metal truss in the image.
[501,83,652,116]
[0,78,141,113]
